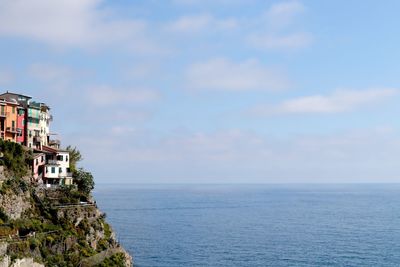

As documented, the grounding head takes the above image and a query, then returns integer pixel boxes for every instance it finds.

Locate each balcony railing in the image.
[59,173,73,178]
[47,160,59,165]
[6,127,17,133]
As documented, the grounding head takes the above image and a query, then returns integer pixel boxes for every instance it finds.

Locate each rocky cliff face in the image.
[0,177,133,266]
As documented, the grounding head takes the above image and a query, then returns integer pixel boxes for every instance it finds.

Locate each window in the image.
[51,167,55,174]
[59,167,62,173]
[12,107,15,114]
[66,156,69,162]
[46,167,48,173]
[35,159,38,165]
[12,121,15,128]
[41,156,44,162]
[57,155,64,161]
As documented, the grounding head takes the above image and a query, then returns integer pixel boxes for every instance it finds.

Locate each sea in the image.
[94,184,400,267]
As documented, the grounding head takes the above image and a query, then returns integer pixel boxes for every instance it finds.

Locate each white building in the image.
[39,104,51,147]
[28,102,51,149]
[42,146,73,186]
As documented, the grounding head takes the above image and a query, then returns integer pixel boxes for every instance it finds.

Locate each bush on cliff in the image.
[74,169,95,196]
[65,145,82,174]
[0,140,30,178]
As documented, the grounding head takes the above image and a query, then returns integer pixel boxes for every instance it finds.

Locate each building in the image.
[39,104,51,147]
[16,107,26,144]
[32,152,46,183]
[0,91,73,187]
[42,146,73,187]
[27,102,42,149]
[0,92,32,145]
[4,99,19,142]
[0,97,19,142]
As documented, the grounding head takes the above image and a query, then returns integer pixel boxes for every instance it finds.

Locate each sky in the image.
[0,0,400,183]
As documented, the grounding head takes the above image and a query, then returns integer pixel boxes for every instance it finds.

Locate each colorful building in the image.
[16,107,26,144]
[0,97,20,142]
[0,92,32,145]
[32,152,46,183]
[4,100,19,142]
[27,102,42,149]
[0,91,73,187]
[39,104,51,147]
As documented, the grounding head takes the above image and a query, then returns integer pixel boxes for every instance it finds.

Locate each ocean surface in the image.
[94,184,400,267]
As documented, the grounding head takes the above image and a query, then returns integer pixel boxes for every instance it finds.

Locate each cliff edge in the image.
[0,141,133,266]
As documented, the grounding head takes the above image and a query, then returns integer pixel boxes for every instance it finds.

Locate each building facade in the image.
[42,146,73,186]
[4,100,18,142]
[0,92,32,145]
[32,152,46,183]
[27,102,42,149]
[39,104,51,147]
[16,107,26,144]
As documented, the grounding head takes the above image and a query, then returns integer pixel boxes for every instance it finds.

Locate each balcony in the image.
[49,139,60,145]
[47,160,59,165]
[59,172,73,178]
[6,127,17,134]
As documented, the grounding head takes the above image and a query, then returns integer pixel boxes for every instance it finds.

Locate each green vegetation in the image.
[65,145,82,174]
[74,169,95,196]
[95,253,128,267]
[0,140,30,177]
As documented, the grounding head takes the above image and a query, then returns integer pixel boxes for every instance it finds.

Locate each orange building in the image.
[2,100,19,142]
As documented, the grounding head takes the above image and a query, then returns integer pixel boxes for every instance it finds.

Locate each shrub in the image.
[74,169,94,196]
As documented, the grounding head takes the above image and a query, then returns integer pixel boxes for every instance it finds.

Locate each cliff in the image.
[0,142,133,266]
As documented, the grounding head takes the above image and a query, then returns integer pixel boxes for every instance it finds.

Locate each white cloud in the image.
[172,0,251,5]
[166,14,237,33]
[250,88,398,115]
[266,0,305,29]
[86,85,160,106]
[0,0,157,52]
[185,58,290,91]
[248,32,313,50]
[247,0,313,51]
[69,127,400,183]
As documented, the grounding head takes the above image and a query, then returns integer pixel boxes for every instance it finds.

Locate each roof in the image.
[41,146,58,154]
[40,146,69,155]
[0,92,32,107]
[33,152,45,158]
[0,91,32,99]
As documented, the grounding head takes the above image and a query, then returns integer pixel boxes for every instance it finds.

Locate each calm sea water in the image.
[94,184,400,267]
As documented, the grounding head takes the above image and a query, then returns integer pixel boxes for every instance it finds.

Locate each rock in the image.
[10,258,44,267]
[0,243,7,256]
[0,256,9,267]
[0,191,31,220]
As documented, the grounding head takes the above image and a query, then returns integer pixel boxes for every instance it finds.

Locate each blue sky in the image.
[0,0,400,183]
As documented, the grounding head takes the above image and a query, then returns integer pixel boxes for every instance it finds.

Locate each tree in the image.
[74,169,94,195]
[66,145,83,173]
